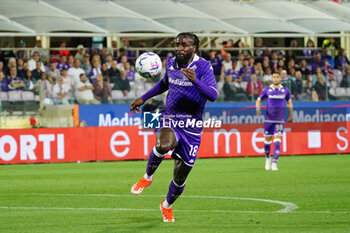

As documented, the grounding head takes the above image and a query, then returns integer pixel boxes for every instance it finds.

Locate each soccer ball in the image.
[135,52,162,79]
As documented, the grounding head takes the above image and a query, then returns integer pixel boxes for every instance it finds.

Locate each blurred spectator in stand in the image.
[322,38,338,56]
[81,54,92,75]
[57,55,69,71]
[60,68,73,101]
[75,73,99,104]
[321,48,334,69]
[35,72,53,99]
[263,67,273,86]
[239,58,254,82]
[277,59,286,71]
[17,58,26,79]
[233,39,251,57]
[90,59,102,83]
[236,53,244,71]
[24,70,35,92]
[125,62,135,82]
[16,40,28,60]
[262,56,272,71]
[108,60,121,84]
[67,55,74,68]
[220,53,233,80]
[101,63,108,80]
[105,53,113,69]
[254,37,265,63]
[293,71,303,100]
[340,66,350,87]
[271,52,279,71]
[311,53,324,74]
[109,40,119,59]
[52,41,70,61]
[31,40,49,63]
[123,40,136,63]
[334,48,349,72]
[113,71,130,96]
[74,44,85,64]
[311,66,325,85]
[303,39,318,57]
[28,52,45,72]
[53,76,69,105]
[286,58,298,74]
[93,73,112,104]
[280,70,295,97]
[247,74,263,99]
[225,60,240,81]
[314,74,326,101]
[286,39,303,62]
[47,61,60,84]
[253,63,264,81]
[68,59,85,86]
[100,48,107,64]
[117,55,128,72]
[323,60,335,82]
[223,75,248,101]
[0,62,5,76]
[208,50,222,82]
[2,41,16,66]
[5,57,17,76]
[299,59,311,81]
[0,71,10,91]
[32,61,44,81]
[302,81,318,101]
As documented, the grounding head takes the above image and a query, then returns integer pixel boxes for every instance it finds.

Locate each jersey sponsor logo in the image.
[168,77,193,86]
[268,94,286,99]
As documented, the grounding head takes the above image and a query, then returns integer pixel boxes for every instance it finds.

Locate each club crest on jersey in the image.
[190,65,197,71]
[281,89,285,92]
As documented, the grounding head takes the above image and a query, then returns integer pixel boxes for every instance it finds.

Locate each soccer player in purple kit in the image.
[129,32,217,222]
[256,72,293,171]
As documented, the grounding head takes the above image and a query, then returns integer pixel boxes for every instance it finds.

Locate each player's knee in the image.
[156,144,171,154]
[173,176,186,187]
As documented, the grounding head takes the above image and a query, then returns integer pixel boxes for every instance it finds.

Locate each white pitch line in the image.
[0,206,348,214]
[0,193,298,213]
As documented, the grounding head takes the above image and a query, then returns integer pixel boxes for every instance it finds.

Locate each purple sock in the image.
[273,140,281,163]
[166,180,186,205]
[145,147,164,176]
[264,141,271,158]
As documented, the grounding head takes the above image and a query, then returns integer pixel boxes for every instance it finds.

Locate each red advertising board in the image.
[0,122,349,164]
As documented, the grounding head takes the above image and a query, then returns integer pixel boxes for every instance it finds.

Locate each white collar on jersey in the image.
[270,84,283,90]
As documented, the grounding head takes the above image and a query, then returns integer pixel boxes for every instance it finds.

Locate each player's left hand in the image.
[288,115,293,122]
[181,68,196,82]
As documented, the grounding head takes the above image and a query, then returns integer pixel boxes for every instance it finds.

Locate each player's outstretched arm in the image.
[130,98,144,113]
[256,98,262,116]
[287,99,293,122]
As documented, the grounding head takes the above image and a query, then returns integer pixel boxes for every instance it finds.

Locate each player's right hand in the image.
[130,97,144,113]
[256,109,261,116]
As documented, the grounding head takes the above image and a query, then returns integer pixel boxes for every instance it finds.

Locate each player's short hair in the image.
[176,32,200,53]
[272,72,281,76]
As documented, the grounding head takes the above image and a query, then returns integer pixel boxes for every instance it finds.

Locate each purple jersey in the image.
[258,84,291,122]
[164,55,217,132]
[142,54,217,134]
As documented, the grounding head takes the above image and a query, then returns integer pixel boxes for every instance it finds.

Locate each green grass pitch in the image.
[0,155,349,233]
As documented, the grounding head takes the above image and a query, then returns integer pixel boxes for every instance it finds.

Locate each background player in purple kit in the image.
[256,72,293,171]
[129,32,217,222]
